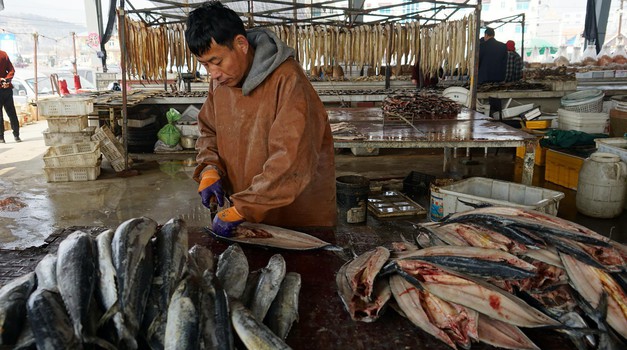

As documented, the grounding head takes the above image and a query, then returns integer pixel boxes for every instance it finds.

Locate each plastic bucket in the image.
[336,175,370,224]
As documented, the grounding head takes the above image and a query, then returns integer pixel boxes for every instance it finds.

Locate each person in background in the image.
[478,27,508,84]
[186,1,336,237]
[411,53,438,89]
[505,40,523,82]
[0,49,21,143]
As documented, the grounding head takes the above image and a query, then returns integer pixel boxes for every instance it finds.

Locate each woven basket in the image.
[562,95,604,113]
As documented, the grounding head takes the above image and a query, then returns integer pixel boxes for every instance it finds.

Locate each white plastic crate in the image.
[44,160,101,182]
[38,97,94,116]
[43,141,100,168]
[558,109,610,134]
[46,115,88,132]
[595,138,627,163]
[429,177,565,221]
[91,125,133,171]
[43,126,96,146]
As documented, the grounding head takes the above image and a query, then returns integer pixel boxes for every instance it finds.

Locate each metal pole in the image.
[33,32,39,121]
[118,4,129,171]
[521,14,525,61]
[470,1,481,110]
[71,32,78,76]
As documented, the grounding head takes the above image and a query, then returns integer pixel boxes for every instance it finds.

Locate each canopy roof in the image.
[124,0,478,27]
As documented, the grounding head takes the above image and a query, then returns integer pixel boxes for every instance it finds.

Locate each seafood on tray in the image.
[337,206,627,350]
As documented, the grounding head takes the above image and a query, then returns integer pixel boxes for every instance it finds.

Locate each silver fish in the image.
[241,270,261,308]
[199,271,234,350]
[265,272,301,340]
[164,279,199,350]
[250,254,287,321]
[231,300,292,350]
[111,217,157,340]
[216,244,249,300]
[34,254,57,291]
[145,218,189,347]
[27,288,82,350]
[56,230,97,341]
[95,229,133,348]
[0,272,36,345]
[189,244,215,274]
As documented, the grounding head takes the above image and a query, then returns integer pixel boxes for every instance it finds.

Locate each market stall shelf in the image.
[329,108,538,185]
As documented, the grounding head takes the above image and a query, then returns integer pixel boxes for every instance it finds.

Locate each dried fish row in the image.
[0,217,301,350]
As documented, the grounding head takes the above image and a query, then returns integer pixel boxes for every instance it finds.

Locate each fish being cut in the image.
[477,314,540,350]
[207,222,334,251]
[336,262,391,323]
[344,246,390,301]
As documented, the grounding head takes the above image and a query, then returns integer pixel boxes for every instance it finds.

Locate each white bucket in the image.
[576,152,627,218]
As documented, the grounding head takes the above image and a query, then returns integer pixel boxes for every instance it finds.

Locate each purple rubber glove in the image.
[198,169,225,208]
[212,207,245,237]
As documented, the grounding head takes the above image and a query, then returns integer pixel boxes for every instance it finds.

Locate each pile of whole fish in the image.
[382,92,462,122]
[0,217,301,350]
[337,206,627,350]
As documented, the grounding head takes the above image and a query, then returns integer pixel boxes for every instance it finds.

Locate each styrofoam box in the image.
[116,115,156,128]
[558,109,609,134]
[42,126,96,146]
[591,70,615,79]
[429,177,565,221]
[46,115,89,132]
[575,71,593,79]
[496,103,535,119]
[595,137,627,163]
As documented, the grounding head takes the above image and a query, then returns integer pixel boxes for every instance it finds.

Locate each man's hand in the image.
[198,169,224,208]
[212,207,245,237]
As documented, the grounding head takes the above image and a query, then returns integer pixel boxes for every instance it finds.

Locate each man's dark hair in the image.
[484,27,495,37]
[185,1,247,56]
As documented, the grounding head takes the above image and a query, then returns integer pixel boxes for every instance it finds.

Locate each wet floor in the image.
[0,120,625,250]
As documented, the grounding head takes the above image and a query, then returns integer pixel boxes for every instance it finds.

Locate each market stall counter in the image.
[329,107,538,185]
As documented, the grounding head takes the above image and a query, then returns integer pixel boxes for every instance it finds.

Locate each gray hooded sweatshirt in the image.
[242,28,295,96]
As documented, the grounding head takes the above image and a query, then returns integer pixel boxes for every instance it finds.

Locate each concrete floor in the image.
[0,120,625,250]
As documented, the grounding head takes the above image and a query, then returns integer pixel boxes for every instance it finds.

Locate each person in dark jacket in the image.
[478,28,508,84]
[0,49,21,143]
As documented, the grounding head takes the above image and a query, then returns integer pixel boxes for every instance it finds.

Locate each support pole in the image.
[521,14,525,61]
[470,1,481,110]
[33,32,39,122]
[117,4,129,170]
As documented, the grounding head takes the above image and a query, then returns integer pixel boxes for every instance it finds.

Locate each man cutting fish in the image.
[186,1,337,237]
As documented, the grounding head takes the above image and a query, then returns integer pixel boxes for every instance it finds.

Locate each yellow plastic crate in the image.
[544,149,585,190]
[516,144,546,166]
[522,119,552,129]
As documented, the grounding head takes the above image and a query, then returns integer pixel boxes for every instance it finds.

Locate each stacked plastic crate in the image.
[91,124,132,172]
[40,97,100,182]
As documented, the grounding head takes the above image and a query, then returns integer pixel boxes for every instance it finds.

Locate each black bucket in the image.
[336,175,370,224]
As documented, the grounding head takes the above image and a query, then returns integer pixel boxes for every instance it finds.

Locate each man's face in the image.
[197,35,251,87]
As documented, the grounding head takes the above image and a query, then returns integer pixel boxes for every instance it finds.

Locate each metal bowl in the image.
[180,136,197,149]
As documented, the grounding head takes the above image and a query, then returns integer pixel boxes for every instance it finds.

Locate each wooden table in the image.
[329,107,538,185]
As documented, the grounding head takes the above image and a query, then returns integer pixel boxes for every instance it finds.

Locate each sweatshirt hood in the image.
[242,28,295,96]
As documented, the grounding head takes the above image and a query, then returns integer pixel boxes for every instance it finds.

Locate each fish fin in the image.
[98,300,120,328]
[84,335,117,350]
